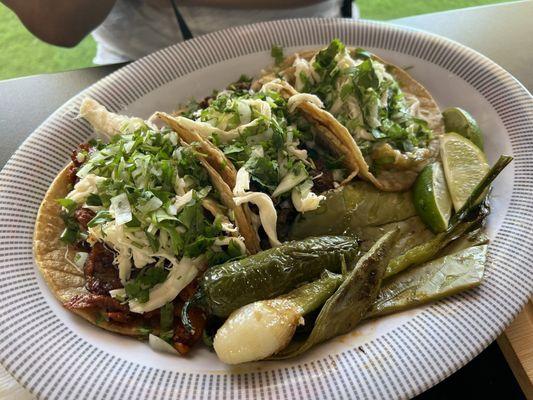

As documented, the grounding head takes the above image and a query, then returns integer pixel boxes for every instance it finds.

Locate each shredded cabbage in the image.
[129,257,200,313]
[66,174,106,204]
[272,163,308,197]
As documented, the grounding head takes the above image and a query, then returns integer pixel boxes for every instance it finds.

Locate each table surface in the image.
[0,1,531,399]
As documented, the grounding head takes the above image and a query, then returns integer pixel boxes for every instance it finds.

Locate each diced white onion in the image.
[291,181,325,213]
[236,101,252,125]
[214,237,247,255]
[287,145,308,162]
[168,190,194,215]
[293,57,318,91]
[272,165,308,197]
[109,288,127,302]
[139,196,163,213]
[110,193,132,226]
[73,252,88,269]
[221,221,238,233]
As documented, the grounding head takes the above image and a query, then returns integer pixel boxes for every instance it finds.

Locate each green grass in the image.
[0,0,516,81]
[358,0,517,20]
[0,4,96,80]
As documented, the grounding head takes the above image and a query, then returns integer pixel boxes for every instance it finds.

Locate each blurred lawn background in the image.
[0,0,516,80]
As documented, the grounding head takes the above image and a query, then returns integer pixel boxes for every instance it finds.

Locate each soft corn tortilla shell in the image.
[157,112,262,253]
[33,165,141,336]
[253,77,362,178]
[156,112,237,188]
[262,49,444,191]
[34,163,261,337]
[197,158,262,254]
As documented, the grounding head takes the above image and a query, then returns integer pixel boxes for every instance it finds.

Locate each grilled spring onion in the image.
[213,271,343,364]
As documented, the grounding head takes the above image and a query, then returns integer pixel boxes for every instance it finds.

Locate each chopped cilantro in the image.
[87,210,113,227]
[314,39,344,72]
[124,266,169,303]
[159,302,174,343]
[244,156,279,191]
[57,198,77,212]
[86,193,102,206]
[271,45,284,66]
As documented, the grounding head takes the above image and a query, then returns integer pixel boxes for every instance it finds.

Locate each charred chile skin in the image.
[190,236,361,320]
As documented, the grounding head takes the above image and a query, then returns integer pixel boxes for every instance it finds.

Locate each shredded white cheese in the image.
[234,192,281,247]
[233,167,250,196]
[287,93,324,113]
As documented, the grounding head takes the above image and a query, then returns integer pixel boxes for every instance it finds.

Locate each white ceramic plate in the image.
[0,19,532,400]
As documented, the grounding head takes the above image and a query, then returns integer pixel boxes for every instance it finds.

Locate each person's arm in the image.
[2,0,116,47]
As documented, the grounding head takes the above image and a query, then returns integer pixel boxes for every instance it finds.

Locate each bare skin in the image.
[2,0,324,47]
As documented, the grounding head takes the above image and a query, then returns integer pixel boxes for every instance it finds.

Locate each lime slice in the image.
[440,133,490,211]
[442,107,484,150]
[413,162,452,233]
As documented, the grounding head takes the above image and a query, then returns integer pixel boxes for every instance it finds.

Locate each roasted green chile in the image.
[289,181,416,239]
[272,230,398,359]
[184,236,361,326]
[368,245,487,317]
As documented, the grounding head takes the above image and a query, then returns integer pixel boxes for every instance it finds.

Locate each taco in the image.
[257,39,445,191]
[156,75,361,248]
[34,99,258,353]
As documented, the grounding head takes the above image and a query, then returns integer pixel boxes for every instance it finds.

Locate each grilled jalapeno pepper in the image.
[368,245,487,318]
[182,236,361,330]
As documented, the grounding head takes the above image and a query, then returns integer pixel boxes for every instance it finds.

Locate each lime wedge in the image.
[440,133,490,211]
[413,162,452,233]
[442,107,484,150]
